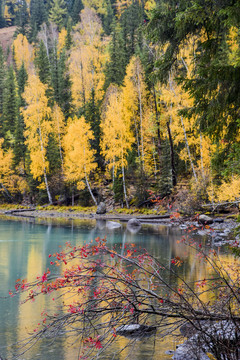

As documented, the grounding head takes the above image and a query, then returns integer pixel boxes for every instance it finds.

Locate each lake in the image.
[0,215,232,360]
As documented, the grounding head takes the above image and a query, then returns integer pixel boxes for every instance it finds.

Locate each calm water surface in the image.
[0,216,232,360]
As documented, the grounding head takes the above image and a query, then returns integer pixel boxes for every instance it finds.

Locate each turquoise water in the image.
[0,216,221,360]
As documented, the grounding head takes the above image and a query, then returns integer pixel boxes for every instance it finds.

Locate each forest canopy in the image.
[0,0,239,209]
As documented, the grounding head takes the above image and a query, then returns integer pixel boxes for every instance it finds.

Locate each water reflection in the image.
[0,216,234,359]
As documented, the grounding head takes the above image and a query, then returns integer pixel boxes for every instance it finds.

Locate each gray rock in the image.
[198,214,213,225]
[173,321,240,360]
[173,336,209,360]
[116,324,156,338]
[213,218,224,223]
[96,202,106,214]
[127,218,141,227]
[106,221,121,229]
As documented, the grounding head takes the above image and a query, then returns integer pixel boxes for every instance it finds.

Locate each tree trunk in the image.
[38,120,52,204]
[166,121,177,187]
[122,165,129,209]
[85,174,97,206]
[180,115,197,182]
[72,188,74,206]
[0,183,14,201]
[43,167,53,204]
[153,86,162,170]
[136,62,144,169]
[200,132,205,180]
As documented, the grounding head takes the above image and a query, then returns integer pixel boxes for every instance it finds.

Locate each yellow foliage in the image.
[69,8,107,109]
[58,28,67,53]
[0,138,13,188]
[22,74,52,180]
[227,26,240,66]
[12,34,34,71]
[122,56,156,174]
[101,85,135,174]
[52,104,65,138]
[82,0,107,15]
[215,176,240,202]
[63,116,97,189]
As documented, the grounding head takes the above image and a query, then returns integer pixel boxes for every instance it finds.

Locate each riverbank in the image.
[0,206,239,243]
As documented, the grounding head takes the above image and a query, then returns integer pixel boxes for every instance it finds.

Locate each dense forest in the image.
[0,0,239,210]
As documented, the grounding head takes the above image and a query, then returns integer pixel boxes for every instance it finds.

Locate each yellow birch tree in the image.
[22,74,53,204]
[69,7,107,110]
[122,56,156,174]
[12,34,34,72]
[63,116,97,205]
[52,104,65,173]
[101,85,135,208]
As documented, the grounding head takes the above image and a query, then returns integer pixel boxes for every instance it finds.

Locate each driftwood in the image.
[202,200,240,212]
[4,208,37,215]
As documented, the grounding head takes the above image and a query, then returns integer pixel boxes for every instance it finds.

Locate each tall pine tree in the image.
[2,66,19,146]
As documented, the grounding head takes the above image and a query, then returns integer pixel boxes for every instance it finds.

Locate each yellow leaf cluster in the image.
[22,74,52,180]
[215,176,240,202]
[63,116,97,189]
[69,8,107,109]
[123,56,156,174]
[0,138,13,186]
[227,26,240,66]
[58,28,67,54]
[13,34,34,71]
[101,86,135,173]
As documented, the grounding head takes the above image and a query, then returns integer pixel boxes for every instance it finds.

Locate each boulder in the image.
[127,218,141,234]
[127,218,141,227]
[116,324,156,338]
[96,202,106,214]
[106,221,121,229]
[198,214,213,225]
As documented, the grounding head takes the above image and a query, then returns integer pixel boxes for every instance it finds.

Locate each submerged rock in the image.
[116,324,157,338]
[106,221,121,229]
[127,218,141,227]
[127,218,141,233]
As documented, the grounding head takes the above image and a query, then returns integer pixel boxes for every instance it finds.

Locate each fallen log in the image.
[4,208,36,215]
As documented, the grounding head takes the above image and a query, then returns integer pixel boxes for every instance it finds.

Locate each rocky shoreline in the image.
[0,207,239,245]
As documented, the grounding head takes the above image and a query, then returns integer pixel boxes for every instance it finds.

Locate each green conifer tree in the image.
[85,89,101,166]
[2,66,20,146]
[65,19,73,50]
[69,0,83,24]
[48,0,67,29]
[35,40,51,85]
[29,0,47,42]
[14,62,28,166]
[0,0,5,28]
[15,0,29,36]
[120,2,144,62]
[102,0,114,35]
[105,21,126,88]
[57,49,72,118]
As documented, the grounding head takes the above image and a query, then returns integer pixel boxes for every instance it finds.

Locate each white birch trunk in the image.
[122,165,129,209]
[180,115,198,182]
[85,174,97,206]
[200,133,205,180]
[136,62,145,169]
[38,118,52,204]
